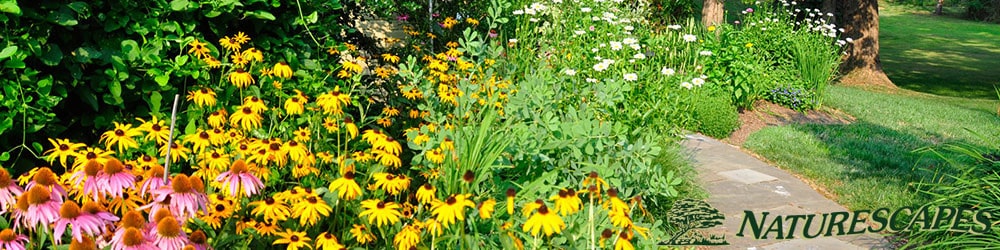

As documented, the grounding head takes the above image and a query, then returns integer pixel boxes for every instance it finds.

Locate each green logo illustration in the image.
[661,198,729,245]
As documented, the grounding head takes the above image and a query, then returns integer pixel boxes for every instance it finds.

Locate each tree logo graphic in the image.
[662,198,728,245]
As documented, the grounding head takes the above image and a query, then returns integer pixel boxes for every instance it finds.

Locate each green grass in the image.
[744,85,1000,210]
[880,3,1000,99]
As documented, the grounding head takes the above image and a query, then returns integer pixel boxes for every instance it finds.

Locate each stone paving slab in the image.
[680,134,892,250]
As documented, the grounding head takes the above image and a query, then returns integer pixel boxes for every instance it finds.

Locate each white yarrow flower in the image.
[624,73,638,81]
[683,34,697,42]
[680,82,693,89]
[661,67,675,76]
[692,77,705,86]
[563,69,577,76]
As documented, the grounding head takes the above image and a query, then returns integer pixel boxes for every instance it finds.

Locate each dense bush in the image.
[0,0,348,171]
[688,90,740,138]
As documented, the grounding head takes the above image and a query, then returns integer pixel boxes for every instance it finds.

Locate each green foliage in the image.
[0,0,345,169]
[647,0,698,26]
[907,138,1000,248]
[687,90,739,138]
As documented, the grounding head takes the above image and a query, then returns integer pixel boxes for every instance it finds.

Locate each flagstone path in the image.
[681,134,894,250]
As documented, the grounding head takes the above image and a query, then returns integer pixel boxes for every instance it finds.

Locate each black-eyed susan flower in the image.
[344,117,359,139]
[393,225,420,250]
[415,183,436,204]
[358,199,402,228]
[381,53,400,64]
[320,117,339,133]
[230,52,249,68]
[551,188,583,216]
[207,109,227,129]
[43,138,85,169]
[381,106,400,117]
[242,48,262,62]
[315,232,345,250]
[186,88,217,108]
[136,116,170,146]
[284,91,308,116]
[187,39,211,59]
[291,195,331,226]
[505,188,517,215]
[105,189,144,215]
[374,150,401,168]
[219,36,241,51]
[203,56,222,68]
[615,231,635,250]
[291,164,319,179]
[273,229,311,250]
[229,69,254,88]
[329,171,362,201]
[426,148,445,164]
[100,122,142,153]
[255,221,280,236]
[292,127,311,143]
[604,188,629,213]
[250,197,290,223]
[273,62,293,79]
[341,60,362,74]
[350,224,376,244]
[242,96,268,114]
[352,150,372,163]
[479,199,497,219]
[522,204,565,237]
[430,194,475,228]
[183,130,212,154]
[316,87,351,116]
[230,107,262,131]
[401,85,422,100]
[582,171,609,197]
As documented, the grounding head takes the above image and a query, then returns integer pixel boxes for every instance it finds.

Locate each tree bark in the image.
[934,0,944,15]
[702,0,724,27]
[837,0,895,87]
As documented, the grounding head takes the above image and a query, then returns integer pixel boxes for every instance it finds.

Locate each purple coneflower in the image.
[0,168,23,214]
[216,159,264,197]
[82,201,120,226]
[25,167,67,199]
[20,185,61,230]
[147,174,208,219]
[153,216,187,250]
[96,158,135,199]
[70,159,103,201]
[0,228,28,250]
[111,211,154,250]
[54,200,105,244]
[138,165,167,197]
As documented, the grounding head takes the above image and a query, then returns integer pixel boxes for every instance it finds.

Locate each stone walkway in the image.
[680,134,893,250]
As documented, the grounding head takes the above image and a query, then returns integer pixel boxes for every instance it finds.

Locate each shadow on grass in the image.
[747,121,969,210]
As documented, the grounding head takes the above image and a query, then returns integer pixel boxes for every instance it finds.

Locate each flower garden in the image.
[0,0,847,249]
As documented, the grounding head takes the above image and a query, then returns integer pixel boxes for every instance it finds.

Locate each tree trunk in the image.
[823,0,837,24]
[837,0,895,87]
[702,0,724,27]
[934,0,944,15]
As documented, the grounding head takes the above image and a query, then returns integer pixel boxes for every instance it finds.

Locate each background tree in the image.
[837,0,895,87]
[702,0,724,27]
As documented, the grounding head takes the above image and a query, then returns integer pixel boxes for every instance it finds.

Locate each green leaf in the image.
[154,74,170,87]
[50,7,78,26]
[3,57,24,68]
[0,117,11,135]
[204,11,221,18]
[31,142,43,154]
[305,11,318,24]
[39,44,63,66]
[245,10,275,20]
[0,46,16,59]
[37,76,52,95]
[169,0,189,11]
[121,40,139,61]
[149,91,162,116]
[0,0,20,16]
[109,81,122,101]
[0,152,9,162]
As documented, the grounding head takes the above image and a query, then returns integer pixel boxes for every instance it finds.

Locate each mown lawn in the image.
[880,3,1000,99]
[744,85,1000,210]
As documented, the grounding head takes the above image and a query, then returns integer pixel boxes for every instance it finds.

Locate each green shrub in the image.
[689,91,740,138]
